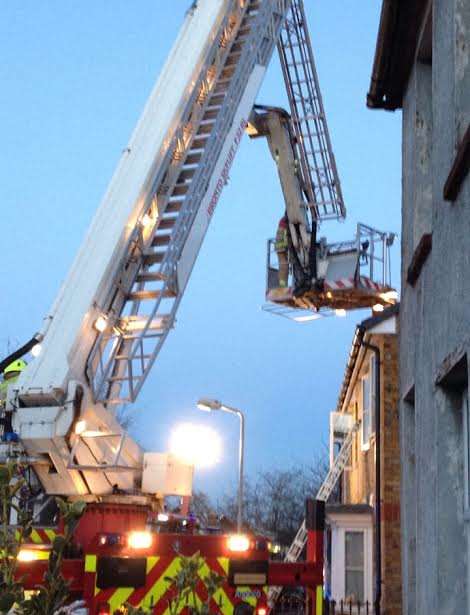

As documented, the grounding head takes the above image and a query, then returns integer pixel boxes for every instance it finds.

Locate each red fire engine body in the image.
[16,501,325,614]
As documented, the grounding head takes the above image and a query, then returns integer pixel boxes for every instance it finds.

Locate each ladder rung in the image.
[136,272,167,283]
[196,122,214,135]
[166,200,184,214]
[142,251,164,265]
[184,152,202,165]
[158,217,178,230]
[127,289,175,302]
[191,136,209,150]
[203,109,219,121]
[178,168,196,181]
[172,183,190,196]
[119,316,170,332]
[152,234,171,247]
[208,94,225,107]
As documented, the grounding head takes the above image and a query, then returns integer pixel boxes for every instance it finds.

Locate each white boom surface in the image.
[5,0,293,496]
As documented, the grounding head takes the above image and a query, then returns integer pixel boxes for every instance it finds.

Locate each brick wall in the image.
[342,333,402,615]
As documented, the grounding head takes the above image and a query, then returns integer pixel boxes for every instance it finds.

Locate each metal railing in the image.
[326,599,373,615]
[266,223,395,293]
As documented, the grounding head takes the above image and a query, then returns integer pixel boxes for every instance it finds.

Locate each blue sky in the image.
[0,2,401,500]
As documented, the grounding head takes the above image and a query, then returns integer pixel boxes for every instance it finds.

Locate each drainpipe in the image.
[360,334,382,615]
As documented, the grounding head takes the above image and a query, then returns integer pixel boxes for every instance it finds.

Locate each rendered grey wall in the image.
[399,1,470,613]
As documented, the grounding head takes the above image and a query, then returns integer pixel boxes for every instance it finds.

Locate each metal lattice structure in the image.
[86,0,293,405]
[268,421,360,607]
[278,0,346,222]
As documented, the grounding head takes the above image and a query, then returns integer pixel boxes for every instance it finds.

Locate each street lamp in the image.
[197,398,245,532]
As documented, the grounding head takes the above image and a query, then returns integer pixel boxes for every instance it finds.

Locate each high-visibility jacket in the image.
[275,225,288,252]
[0,375,18,407]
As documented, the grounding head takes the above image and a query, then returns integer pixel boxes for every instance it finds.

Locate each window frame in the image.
[344,530,365,602]
[361,374,371,450]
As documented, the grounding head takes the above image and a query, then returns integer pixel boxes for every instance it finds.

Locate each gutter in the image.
[360,334,382,615]
[367,0,399,109]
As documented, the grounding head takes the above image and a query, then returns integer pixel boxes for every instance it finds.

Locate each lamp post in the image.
[197,398,245,533]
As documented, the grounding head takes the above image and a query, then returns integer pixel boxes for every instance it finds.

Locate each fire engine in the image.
[1,0,397,613]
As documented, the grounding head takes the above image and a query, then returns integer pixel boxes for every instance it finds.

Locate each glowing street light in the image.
[197,398,245,532]
[169,422,221,469]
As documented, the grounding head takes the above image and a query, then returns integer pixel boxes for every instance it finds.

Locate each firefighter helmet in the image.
[3,359,27,376]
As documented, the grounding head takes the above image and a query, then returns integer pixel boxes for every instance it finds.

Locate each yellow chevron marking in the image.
[109,587,134,613]
[198,560,231,615]
[30,529,43,544]
[44,529,57,543]
[138,556,181,609]
[146,556,160,574]
[85,554,97,573]
[217,557,229,574]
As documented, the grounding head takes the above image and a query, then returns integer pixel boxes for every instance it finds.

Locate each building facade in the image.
[326,307,402,614]
[368,1,470,613]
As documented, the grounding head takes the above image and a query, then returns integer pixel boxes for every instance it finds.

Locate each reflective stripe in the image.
[109,588,134,613]
[85,554,97,572]
[30,529,43,544]
[93,554,266,613]
[316,586,323,615]
[146,556,159,574]
[44,529,57,543]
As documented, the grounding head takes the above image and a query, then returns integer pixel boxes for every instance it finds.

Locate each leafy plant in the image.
[19,498,86,615]
[0,462,32,613]
[165,551,225,615]
[122,551,225,615]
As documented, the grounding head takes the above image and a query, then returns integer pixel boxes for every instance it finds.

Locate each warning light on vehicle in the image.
[18,549,41,562]
[128,531,153,549]
[227,534,250,552]
[157,513,169,523]
[257,607,268,615]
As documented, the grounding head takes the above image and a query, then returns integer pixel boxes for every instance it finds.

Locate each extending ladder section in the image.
[268,421,360,607]
[278,0,345,222]
[87,0,292,405]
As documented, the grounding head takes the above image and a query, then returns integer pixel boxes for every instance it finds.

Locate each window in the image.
[362,375,371,447]
[345,531,364,602]
[361,357,376,448]
[370,356,376,433]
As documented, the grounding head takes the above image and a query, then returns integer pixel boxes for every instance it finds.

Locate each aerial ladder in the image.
[267,419,360,608]
[0,0,395,611]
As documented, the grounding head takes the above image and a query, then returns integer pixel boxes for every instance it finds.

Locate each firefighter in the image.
[0,359,26,442]
[275,215,289,288]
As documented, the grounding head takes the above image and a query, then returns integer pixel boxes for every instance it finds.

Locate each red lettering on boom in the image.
[207,118,247,218]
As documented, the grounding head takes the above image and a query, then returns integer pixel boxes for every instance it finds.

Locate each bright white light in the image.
[94,315,108,333]
[293,314,321,323]
[380,290,399,303]
[75,420,87,435]
[157,513,169,523]
[31,343,42,357]
[169,423,221,468]
[335,309,347,317]
[227,534,250,552]
[372,303,385,313]
[18,549,40,562]
[128,531,153,549]
[141,213,153,228]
